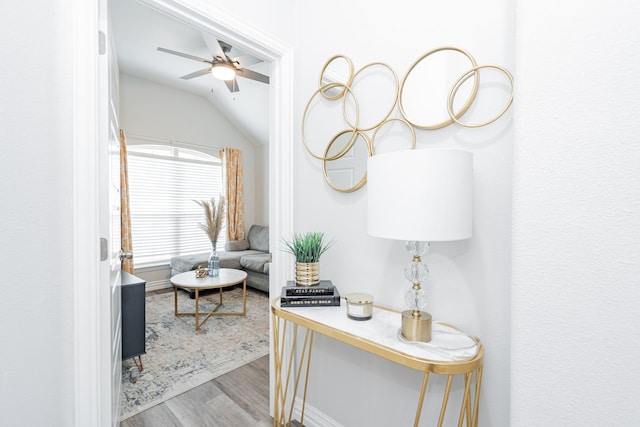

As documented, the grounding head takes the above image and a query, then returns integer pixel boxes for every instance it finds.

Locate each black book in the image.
[285,280,335,296]
[280,286,341,307]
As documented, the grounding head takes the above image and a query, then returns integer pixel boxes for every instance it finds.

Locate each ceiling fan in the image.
[157,37,269,93]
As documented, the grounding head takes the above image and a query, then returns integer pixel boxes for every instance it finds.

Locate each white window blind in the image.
[127,144,226,267]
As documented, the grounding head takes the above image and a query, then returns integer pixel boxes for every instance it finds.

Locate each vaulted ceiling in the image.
[109,0,270,145]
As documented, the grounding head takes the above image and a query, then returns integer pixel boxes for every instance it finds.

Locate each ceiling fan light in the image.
[211,64,236,81]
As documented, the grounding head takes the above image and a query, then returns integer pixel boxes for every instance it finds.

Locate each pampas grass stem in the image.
[194,196,226,242]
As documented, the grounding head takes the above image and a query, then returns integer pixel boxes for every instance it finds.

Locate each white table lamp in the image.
[367,149,472,342]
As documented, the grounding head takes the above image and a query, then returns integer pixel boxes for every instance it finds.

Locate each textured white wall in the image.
[0,1,75,425]
[512,1,640,425]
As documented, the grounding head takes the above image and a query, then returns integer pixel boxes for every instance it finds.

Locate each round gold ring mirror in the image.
[322,130,373,193]
[399,46,480,130]
[301,82,360,161]
[319,54,355,100]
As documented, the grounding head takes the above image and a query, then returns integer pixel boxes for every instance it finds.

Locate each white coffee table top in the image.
[170,268,247,290]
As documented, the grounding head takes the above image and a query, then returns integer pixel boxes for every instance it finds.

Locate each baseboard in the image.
[145,279,171,292]
[292,397,343,427]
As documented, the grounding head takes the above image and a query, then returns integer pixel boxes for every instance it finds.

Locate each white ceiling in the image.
[109,0,270,145]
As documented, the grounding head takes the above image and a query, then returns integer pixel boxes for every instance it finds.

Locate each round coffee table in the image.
[170,268,248,330]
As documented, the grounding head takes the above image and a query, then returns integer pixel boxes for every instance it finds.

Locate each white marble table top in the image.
[275,298,479,363]
[170,268,247,289]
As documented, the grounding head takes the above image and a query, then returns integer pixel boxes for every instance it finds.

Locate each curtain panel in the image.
[221,147,245,241]
[120,129,134,274]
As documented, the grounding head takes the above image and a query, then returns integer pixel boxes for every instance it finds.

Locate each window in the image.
[127,144,226,267]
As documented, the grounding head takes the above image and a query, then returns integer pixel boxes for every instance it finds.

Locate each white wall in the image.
[293,1,513,425]
[0,1,75,425]
[255,143,269,226]
[512,1,640,425]
[119,73,258,231]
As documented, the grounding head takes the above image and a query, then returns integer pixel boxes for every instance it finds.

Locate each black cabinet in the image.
[121,271,146,362]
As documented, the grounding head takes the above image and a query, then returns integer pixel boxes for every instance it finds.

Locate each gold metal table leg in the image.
[299,331,314,425]
[242,279,247,315]
[437,374,454,427]
[174,285,178,315]
[174,284,245,330]
[414,371,430,427]
[458,370,474,427]
[271,314,315,427]
[472,367,483,427]
[195,289,200,329]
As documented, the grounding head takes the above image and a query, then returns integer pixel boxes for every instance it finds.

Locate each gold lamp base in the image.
[402,310,432,342]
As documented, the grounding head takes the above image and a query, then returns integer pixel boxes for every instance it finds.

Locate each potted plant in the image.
[282,231,334,286]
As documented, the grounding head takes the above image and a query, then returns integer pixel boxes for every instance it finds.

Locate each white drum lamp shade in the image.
[367,149,473,242]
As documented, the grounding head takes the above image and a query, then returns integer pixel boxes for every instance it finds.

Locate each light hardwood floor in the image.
[121,287,276,426]
[120,354,272,427]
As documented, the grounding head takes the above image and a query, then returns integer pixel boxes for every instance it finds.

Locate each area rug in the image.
[119,286,270,421]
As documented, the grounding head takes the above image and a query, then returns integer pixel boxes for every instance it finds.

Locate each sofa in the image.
[170,224,271,294]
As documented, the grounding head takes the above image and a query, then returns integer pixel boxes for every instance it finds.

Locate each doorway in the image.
[76,0,294,424]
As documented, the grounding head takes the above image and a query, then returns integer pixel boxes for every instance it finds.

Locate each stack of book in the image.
[280,280,341,307]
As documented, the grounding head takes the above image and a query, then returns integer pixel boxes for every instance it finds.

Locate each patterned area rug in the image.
[119,286,270,421]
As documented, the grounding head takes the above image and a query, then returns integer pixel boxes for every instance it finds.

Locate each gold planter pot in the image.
[295,262,320,286]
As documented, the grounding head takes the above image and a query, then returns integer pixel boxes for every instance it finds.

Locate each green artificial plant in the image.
[282,231,334,263]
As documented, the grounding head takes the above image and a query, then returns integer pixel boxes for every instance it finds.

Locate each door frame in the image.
[72,0,294,424]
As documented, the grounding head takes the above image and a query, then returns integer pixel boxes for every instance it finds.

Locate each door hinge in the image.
[99,30,106,55]
[100,237,108,261]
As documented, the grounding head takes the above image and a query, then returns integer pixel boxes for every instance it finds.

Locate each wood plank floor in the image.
[121,354,273,427]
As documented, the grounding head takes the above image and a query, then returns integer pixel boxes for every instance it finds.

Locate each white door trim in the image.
[72,0,294,424]
[71,0,102,424]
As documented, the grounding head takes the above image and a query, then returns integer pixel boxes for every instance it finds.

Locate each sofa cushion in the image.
[240,253,271,274]
[170,249,264,273]
[170,252,209,273]
[225,240,250,251]
[247,225,269,252]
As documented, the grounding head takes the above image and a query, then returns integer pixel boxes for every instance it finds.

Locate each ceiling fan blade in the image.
[157,47,213,64]
[201,33,228,61]
[236,68,270,84]
[180,67,212,80]
[231,54,262,68]
[224,78,240,93]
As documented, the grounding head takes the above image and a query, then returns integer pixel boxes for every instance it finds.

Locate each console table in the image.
[271,298,484,427]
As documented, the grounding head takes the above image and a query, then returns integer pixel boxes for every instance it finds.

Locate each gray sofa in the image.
[170,224,271,294]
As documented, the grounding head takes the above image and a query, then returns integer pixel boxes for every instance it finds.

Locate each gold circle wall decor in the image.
[370,118,416,155]
[319,54,355,101]
[341,62,399,132]
[302,50,514,193]
[447,64,515,128]
[398,46,480,130]
[302,82,360,161]
[322,129,373,193]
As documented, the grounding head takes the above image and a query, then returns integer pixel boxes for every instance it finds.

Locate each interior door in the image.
[99,0,123,424]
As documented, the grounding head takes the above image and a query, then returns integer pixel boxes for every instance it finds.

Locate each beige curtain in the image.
[221,147,245,241]
[120,129,134,274]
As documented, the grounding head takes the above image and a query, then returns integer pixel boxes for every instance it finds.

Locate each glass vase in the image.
[208,240,220,277]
